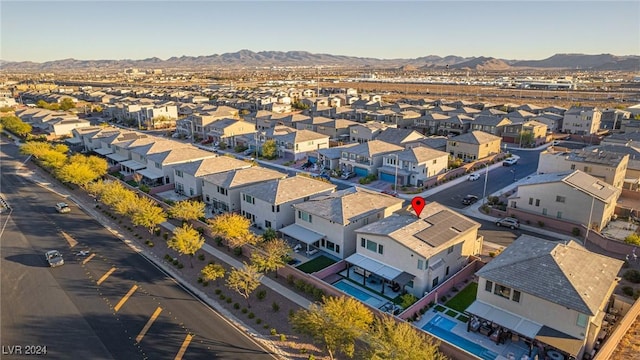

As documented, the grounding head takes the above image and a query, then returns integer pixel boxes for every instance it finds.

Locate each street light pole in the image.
[482,163,489,205]
[394,154,399,193]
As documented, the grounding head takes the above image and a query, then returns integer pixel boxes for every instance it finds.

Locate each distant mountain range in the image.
[1,50,638,72]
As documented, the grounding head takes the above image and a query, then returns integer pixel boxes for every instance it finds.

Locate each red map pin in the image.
[411,197,425,217]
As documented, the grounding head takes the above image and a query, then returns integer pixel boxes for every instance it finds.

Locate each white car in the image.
[45,250,64,267]
[468,173,480,181]
[502,158,518,166]
[55,202,71,213]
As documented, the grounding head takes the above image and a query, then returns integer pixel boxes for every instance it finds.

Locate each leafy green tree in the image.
[624,233,640,246]
[59,98,75,111]
[262,139,277,159]
[36,100,49,109]
[20,141,53,158]
[209,213,255,249]
[200,262,226,285]
[169,200,205,223]
[55,154,107,187]
[39,149,67,169]
[131,196,167,233]
[99,181,133,207]
[226,262,263,307]
[0,115,32,137]
[251,238,290,278]
[261,227,277,242]
[364,315,446,360]
[290,296,374,360]
[111,190,138,216]
[167,223,204,267]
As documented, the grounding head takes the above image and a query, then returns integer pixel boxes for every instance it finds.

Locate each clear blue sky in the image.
[1,1,638,62]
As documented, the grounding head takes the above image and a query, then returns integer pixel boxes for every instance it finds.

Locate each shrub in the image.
[257,289,267,301]
[256,318,262,324]
[624,233,640,246]
[440,296,448,302]
[177,263,184,269]
[215,236,224,247]
[308,355,315,360]
[215,289,222,295]
[226,298,232,304]
[202,281,208,287]
[286,274,295,285]
[248,312,255,319]
[233,302,240,309]
[623,269,640,283]
[270,328,277,336]
[233,247,243,257]
[164,254,172,261]
[198,253,205,261]
[145,240,154,247]
[572,227,581,236]
[272,302,280,312]
[163,233,169,240]
[452,286,459,292]
[489,251,496,257]
[537,221,545,228]
[197,277,203,283]
[399,293,418,308]
[622,286,635,296]
[172,259,179,266]
[241,308,248,314]
[154,228,161,236]
[219,294,226,300]
[279,334,287,342]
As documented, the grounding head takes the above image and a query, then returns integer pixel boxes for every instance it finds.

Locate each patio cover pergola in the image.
[106,153,128,162]
[120,160,146,171]
[279,224,324,253]
[344,253,414,294]
[137,168,164,180]
[93,147,113,156]
[466,300,543,339]
[535,326,583,358]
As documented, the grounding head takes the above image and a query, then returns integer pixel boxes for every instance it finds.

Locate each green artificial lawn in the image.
[458,314,470,323]
[434,305,446,312]
[445,309,458,318]
[445,282,478,313]
[296,255,336,273]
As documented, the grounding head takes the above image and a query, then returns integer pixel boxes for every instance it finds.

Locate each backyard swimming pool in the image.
[422,315,499,360]
[333,279,387,309]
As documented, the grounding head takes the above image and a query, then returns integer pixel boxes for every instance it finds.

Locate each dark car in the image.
[462,195,479,205]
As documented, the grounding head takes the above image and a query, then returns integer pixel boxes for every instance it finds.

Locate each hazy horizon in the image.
[2,1,638,63]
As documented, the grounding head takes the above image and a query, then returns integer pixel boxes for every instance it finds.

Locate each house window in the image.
[155,162,161,169]
[535,199,540,207]
[447,245,454,254]
[570,164,576,170]
[433,159,437,164]
[341,152,348,159]
[576,313,588,328]
[378,244,383,254]
[175,170,183,177]
[445,266,450,276]
[543,208,547,215]
[432,277,439,287]
[243,194,254,204]
[217,186,227,195]
[265,220,272,229]
[512,290,521,303]
[361,238,366,247]
[417,259,423,270]
[366,240,377,252]
[556,196,566,203]
[485,280,493,292]
[205,195,210,202]
[298,211,312,223]
[494,284,511,299]
[557,211,563,219]
[326,240,335,251]
[529,198,533,205]
[272,205,280,213]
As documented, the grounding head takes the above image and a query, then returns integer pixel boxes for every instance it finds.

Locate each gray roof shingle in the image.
[241,176,336,204]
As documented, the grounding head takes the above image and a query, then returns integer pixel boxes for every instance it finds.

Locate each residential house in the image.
[280,187,404,258]
[317,143,359,170]
[469,115,512,136]
[137,147,218,187]
[446,131,502,162]
[296,117,358,141]
[537,148,629,189]
[415,113,450,135]
[47,118,91,137]
[349,122,389,143]
[562,106,602,135]
[207,118,256,148]
[502,120,548,147]
[339,140,404,177]
[239,176,336,230]
[470,235,622,360]
[540,105,567,116]
[582,144,640,191]
[508,170,620,231]
[121,140,193,177]
[173,156,252,198]
[201,167,286,213]
[377,146,449,187]
[273,129,329,161]
[351,202,482,297]
[532,113,564,133]
[437,114,473,136]
[176,106,239,138]
[409,136,448,152]
[600,108,630,131]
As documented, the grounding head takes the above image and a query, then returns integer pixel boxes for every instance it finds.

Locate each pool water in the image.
[333,279,386,308]
[422,315,499,360]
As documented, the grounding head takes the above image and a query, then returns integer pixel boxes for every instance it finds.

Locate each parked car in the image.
[45,250,64,267]
[341,171,356,180]
[55,202,71,213]
[314,172,331,181]
[502,158,518,166]
[496,217,520,229]
[462,195,479,205]
[468,173,480,181]
[243,148,256,156]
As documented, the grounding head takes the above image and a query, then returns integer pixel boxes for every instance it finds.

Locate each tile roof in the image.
[343,140,403,157]
[273,129,329,143]
[202,167,286,188]
[294,187,403,225]
[241,176,336,204]
[476,235,623,315]
[395,146,448,163]
[449,131,501,145]
[356,202,479,257]
[130,140,193,156]
[147,147,218,165]
[516,170,619,201]
[375,128,426,145]
[172,156,251,177]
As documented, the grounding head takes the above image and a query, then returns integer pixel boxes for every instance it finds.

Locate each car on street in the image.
[496,217,520,229]
[45,250,64,267]
[462,194,479,205]
[55,202,71,213]
[502,157,518,166]
[341,171,356,180]
[468,173,480,181]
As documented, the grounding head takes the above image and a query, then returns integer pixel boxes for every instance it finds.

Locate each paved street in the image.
[0,140,276,360]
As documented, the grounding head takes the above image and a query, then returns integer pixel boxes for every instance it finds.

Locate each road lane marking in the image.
[136,307,163,343]
[60,231,78,248]
[96,267,116,285]
[82,253,96,265]
[174,333,194,360]
[114,285,138,312]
